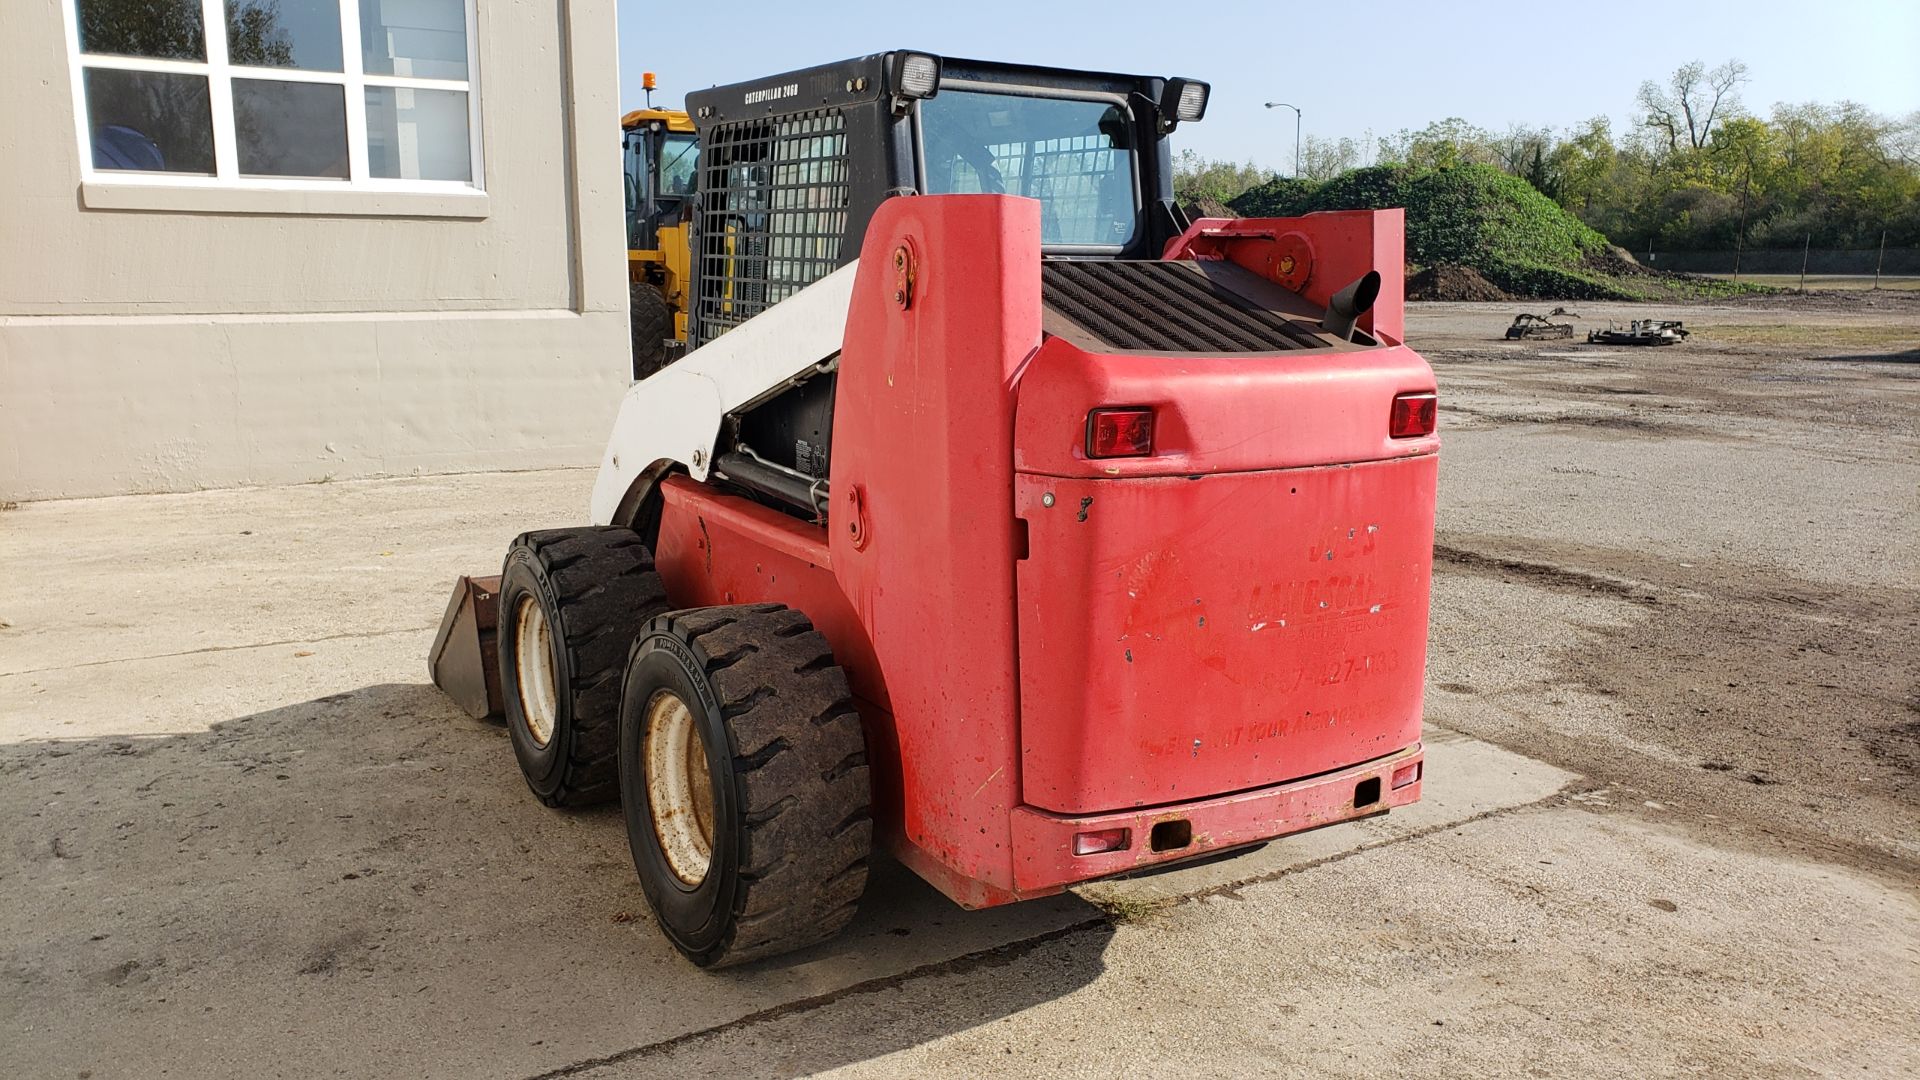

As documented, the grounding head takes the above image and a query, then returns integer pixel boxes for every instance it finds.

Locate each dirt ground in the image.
[2,296,1917,1079]
[1418,298,1920,885]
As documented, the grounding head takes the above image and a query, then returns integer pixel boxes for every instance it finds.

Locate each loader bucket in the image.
[428,575,504,720]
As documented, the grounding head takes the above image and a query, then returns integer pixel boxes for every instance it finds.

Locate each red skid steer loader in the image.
[429,51,1439,967]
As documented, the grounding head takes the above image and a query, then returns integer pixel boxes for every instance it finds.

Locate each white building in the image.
[0,0,630,500]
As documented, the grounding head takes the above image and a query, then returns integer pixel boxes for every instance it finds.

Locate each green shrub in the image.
[1228,176,1320,218]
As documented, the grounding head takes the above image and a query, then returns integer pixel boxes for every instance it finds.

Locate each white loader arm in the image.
[588,261,860,525]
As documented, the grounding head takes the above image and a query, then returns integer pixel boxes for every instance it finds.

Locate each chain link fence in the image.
[1643,247,1920,278]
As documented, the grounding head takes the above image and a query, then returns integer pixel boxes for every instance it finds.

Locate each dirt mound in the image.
[1180,197,1239,221]
[1583,245,1656,278]
[1231,164,1779,302]
[1408,264,1511,302]
[1234,164,1606,280]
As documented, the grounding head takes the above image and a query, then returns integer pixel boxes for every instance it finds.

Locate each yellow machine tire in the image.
[630,282,673,380]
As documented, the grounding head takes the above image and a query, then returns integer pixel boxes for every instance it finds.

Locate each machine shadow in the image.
[0,681,1113,1078]
[1811,348,1920,364]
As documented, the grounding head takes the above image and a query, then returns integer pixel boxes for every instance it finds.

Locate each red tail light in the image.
[1087,408,1154,459]
[1389,392,1437,438]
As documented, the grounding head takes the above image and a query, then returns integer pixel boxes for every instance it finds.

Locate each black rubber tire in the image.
[618,604,872,967]
[497,528,669,808]
[629,282,673,381]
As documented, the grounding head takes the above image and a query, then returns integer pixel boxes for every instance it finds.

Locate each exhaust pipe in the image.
[1322,271,1381,341]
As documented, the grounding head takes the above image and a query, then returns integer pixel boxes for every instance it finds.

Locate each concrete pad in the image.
[11,379,1913,1080]
[603,807,1920,1079]
[0,469,596,679]
[0,670,1564,1079]
[0,469,1573,1079]
[0,628,427,743]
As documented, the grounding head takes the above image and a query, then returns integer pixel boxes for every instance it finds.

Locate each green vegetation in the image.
[1229,162,1756,300]
[1084,888,1178,924]
[1176,58,1920,299]
[1706,274,1920,292]
[1690,324,1920,348]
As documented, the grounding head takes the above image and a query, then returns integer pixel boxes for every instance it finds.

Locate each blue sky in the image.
[616,0,1920,170]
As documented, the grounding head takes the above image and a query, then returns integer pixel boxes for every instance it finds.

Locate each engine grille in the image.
[1042,260,1335,352]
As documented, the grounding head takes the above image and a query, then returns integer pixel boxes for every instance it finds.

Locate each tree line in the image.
[1177,59,1920,254]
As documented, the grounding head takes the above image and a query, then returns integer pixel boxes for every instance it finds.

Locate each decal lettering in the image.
[743,83,800,105]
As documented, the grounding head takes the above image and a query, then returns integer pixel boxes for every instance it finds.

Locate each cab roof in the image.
[621,108,695,133]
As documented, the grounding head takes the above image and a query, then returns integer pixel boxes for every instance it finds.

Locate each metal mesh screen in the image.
[693,109,850,346]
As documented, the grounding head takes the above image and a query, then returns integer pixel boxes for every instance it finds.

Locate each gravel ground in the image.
[1,297,1915,1079]
[1417,299,1919,884]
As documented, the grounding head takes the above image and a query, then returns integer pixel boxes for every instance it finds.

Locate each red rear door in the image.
[1012,337,1438,815]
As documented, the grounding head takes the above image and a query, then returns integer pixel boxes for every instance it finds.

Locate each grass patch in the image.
[1084,889,1177,924]
[1698,274,1920,293]
[1692,324,1920,347]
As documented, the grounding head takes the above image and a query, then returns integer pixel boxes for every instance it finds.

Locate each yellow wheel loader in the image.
[622,81,698,379]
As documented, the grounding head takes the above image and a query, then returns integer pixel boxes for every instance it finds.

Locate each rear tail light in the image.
[1391,761,1422,789]
[1087,408,1154,459]
[1073,827,1131,856]
[1389,392,1437,438]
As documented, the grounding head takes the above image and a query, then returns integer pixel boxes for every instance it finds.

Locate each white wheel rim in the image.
[645,689,715,887]
[513,595,559,747]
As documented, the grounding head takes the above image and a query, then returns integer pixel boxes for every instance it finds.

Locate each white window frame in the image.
[61,0,484,194]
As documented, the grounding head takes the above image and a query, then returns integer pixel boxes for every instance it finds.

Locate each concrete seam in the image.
[520,782,1588,1079]
[0,625,439,678]
[1177,780,1593,904]
[1,463,598,507]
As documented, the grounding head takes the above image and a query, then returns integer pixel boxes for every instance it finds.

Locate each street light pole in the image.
[1264,102,1301,179]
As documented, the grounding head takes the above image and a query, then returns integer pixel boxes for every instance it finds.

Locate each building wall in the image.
[0,0,630,501]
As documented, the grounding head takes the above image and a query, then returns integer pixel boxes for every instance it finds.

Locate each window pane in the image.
[661,133,698,196]
[365,86,470,181]
[359,0,468,81]
[225,0,343,71]
[77,0,205,61]
[83,67,214,174]
[233,79,348,178]
[921,90,1138,247]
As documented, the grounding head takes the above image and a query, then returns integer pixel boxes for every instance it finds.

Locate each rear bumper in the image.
[1008,743,1423,895]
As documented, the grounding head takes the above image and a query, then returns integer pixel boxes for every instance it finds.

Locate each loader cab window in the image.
[919,88,1138,250]
[625,126,700,248]
[659,132,698,196]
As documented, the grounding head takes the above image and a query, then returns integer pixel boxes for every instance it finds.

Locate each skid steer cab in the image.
[431,50,1439,968]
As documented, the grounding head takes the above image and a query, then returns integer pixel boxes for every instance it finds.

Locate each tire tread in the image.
[504,527,668,808]
[638,604,872,966]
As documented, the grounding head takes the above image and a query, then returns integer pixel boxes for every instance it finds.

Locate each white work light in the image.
[895,52,942,98]
[1163,78,1209,123]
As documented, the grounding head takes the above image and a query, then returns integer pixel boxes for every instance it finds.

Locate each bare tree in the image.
[1172,149,1273,206]
[1637,59,1749,151]
[1890,110,1920,168]
[1494,124,1553,176]
[1298,135,1363,181]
